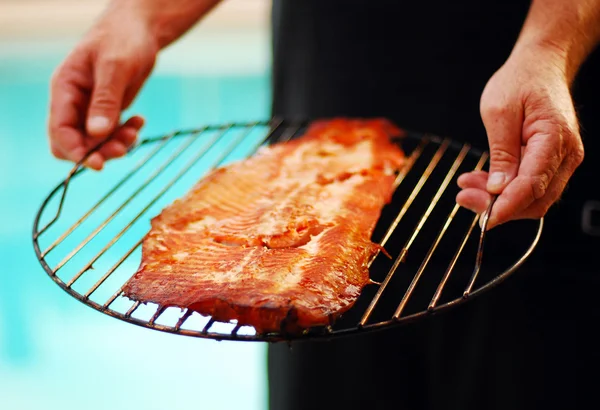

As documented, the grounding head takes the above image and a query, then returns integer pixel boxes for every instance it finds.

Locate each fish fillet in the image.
[122,118,406,334]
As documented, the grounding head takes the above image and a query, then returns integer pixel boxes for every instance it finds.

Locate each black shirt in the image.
[271,0,600,271]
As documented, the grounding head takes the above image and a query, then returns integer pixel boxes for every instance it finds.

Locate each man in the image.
[48,1,600,408]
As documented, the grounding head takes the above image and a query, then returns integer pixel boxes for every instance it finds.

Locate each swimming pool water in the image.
[0,43,271,410]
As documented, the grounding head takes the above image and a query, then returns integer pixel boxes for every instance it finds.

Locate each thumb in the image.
[480,99,523,194]
[86,58,130,139]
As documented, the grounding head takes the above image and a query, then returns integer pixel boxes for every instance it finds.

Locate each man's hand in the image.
[456,44,585,229]
[48,5,159,170]
[48,0,221,170]
[456,0,600,229]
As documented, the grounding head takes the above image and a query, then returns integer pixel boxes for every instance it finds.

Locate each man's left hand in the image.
[456,44,585,229]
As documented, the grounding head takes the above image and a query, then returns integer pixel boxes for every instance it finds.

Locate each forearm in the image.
[105,0,223,49]
[513,0,600,83]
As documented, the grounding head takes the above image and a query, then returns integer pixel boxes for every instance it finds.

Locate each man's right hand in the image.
[48,4,159,170]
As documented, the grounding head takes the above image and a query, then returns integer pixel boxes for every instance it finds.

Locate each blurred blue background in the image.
[0,1,272,409]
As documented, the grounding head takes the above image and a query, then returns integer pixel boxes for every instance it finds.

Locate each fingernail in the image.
[135,117,145,129]
[68,147,86,163]
[84,153,104,171]
[479,215,491,230]
[88,116,111,134]
[487,172,506,191]
[479,212,497,231]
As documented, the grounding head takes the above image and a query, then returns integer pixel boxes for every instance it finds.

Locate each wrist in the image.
[110,0,221,49]
[104,0,167,48]
[510,1,600,86]
[509,37,575,83]
[92,0,158,51]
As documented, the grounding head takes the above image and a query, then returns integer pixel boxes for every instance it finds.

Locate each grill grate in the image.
[32,119,543,342]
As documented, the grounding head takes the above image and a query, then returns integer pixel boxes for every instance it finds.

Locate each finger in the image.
[50,140,67,160]
[122,115,144,130]
[77,115,144,170]
[81,132,133,166]
[49,65,91,162]
[86,116,143,152]
[493,147,580,225]
[98,140,127,159]
[86,57,132,139]
[113,116,144,148]
[456,188,492,215]
[80,140,121,171]
[81,140,126,171]
[480,98,523,194]
[457,170,488,190]
[51,126,87,163]
[84,152,105,171]
[487,130,564,228]
[113,127,139,151]
[99,116,144,160]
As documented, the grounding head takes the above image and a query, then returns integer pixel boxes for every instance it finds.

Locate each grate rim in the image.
[32,118,543,343]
